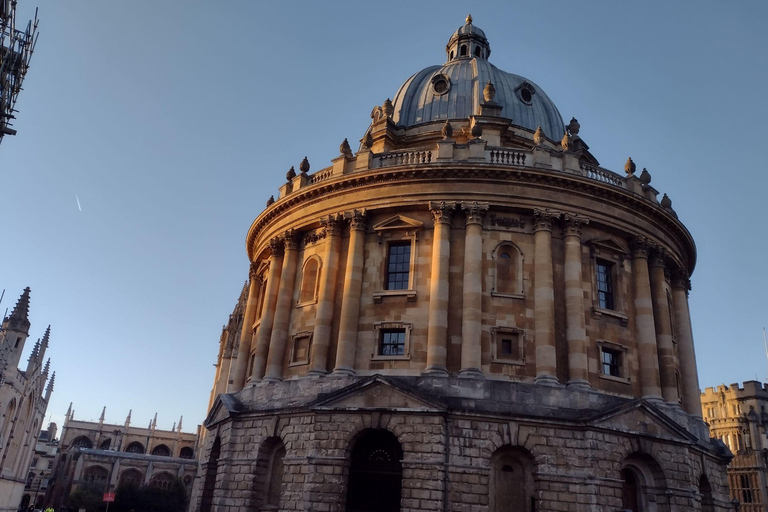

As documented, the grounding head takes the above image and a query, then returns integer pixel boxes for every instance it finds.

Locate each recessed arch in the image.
[251,436,286,510]
[200,436,221,512]
[346,428,403,512]
[72,435,92,449]
[82,465,109,487]
[149,471,176,490]
[621,453,667,511]
[125,441,145,454]
[699,474,715,512]
[489,445,535,512]
[118,468,144,488]
[179,446,195,459]
[151,444,171,457]
[493,241,524,296]
[298,255,322,304]
[98,438,111,450]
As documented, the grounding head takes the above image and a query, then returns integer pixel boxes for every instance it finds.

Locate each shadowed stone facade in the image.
[190,17,732,512]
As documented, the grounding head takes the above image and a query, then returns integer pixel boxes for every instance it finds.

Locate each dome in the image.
[391,18,565,141]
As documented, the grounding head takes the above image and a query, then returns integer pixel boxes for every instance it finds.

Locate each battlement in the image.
[702,380,768,399]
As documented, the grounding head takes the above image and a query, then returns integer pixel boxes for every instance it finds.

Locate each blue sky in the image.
[1,1,767,431]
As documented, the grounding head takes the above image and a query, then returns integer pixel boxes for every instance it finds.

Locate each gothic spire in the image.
[45,371,55,402]
[6,287,31,333]
[38,325,51,361]
[124,409,132,428]
[99,406,106,422]
[42,357,50,376]
[27,338,40,362]
[65,402,72,420]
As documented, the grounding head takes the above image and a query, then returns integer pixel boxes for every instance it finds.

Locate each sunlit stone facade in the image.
[191,18,732,512]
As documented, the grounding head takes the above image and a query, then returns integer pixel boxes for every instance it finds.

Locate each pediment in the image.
[587,236,629,256]
[204,394,241,428]
[588,400,697,442]
[372,215,424,233]
[311,375,445,412]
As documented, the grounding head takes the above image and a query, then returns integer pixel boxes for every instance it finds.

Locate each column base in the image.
[534,374,561,386]
[262,376,283,383]
[422,365,449,377]
[305,369,328,378]
[331,367,356,377]
[641,394,664,405]
[566,379,592,390]
[459,368,484,379]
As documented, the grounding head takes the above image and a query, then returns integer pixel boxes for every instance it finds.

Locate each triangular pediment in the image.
[372,215,424,233]
[311,375,445,412]
[588,400,697,442]
[587,236,629,256]
[204,393,241,428]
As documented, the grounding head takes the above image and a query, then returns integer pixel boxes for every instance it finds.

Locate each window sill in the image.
[491,292,525,300]
[598,373,631,385]
[371,354,410,361]
[373,290,417,303]
[591,306,628,326]
[288,360,309,367]
[491,357,525,366]
[296,298,318,308]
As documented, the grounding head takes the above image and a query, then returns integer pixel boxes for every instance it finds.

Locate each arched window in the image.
[299,256,321,304]
[621,453,667,511]
[179,446,195,459]
[621,468,640,512]
[200,437,221,512]
[449,51,454,60]
[72,436,92,449]
[151,444,171,457]
[125,441,145,454]
[252,437,286,509]
[489,446,535,512]
[474,46,481,57]
[118,469,144,488]
[346,429,403,512]
[82,466,109,486]
[149,472,175,490]
[494,243,522,296]
[98,438,111,450]
[460,44,467,56]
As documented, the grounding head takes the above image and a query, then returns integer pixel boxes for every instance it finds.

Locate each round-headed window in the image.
[432,74,450,95]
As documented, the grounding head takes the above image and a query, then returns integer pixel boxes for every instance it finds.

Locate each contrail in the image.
[75,194,82,212]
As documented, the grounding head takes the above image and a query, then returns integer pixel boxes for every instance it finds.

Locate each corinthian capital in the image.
[563,213,589,237]
[321,213,344,237]
[283,229,299,251]
[249,261,259,280]
[630,235,655,259]
[671,267,692,292]
[269,236,284,256]
[429,201,456,225]
[347,209,367,232]
[649,246,669,269]
[533,208,560,232]
[460,201,490,226]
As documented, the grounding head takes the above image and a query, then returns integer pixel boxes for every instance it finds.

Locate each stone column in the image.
[672,270,703,416]
[533,208,559,385]
[460,201,488,376]
[425,201,454,376]
[308,214,343,375]
[563,214,590,388]
[250,239,284,382]
[264,232,300,381]
[333,210,367,375]
[649,250,679,403]
[631,236,662,400]
[229,264,261,391]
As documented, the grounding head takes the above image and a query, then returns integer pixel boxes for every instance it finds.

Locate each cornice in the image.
[246,164,696,272]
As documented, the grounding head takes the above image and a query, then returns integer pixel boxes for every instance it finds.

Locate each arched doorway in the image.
[200,436,220,512]
[699,474,715,512]
[621,468,640,512]
[489,445,535,512]
[346,429,403,512]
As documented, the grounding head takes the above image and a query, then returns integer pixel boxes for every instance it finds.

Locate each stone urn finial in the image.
[567,117,580,136]
[362,132,374,150]
[533,126,545,146]
[382,98,394,118]
[300,156,310,174]
[561,131,571,151]
[639,167,652,185]
[470,117,482,138]
[340,138,353,157]
[483,80,496,103]
[286,166,296,181]
[441,119,453,139]
[625,157,636,176]
[266,195,275,206]
[661,193,672,209]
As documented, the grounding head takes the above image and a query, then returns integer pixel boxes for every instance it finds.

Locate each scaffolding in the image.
[0,0,38,146]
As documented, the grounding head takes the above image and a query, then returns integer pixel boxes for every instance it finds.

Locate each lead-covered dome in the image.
[391,17,565,141]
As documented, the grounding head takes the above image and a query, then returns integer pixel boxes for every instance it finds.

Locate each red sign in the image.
[103,493,115,503]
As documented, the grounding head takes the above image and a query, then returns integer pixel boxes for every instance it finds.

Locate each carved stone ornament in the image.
[567,117,580,136]
[429,201,456,225]
[371,105,382,123]
[249,261,259,280]
[340,138,353,157]
[441,119,453,140]
[347,209,368,231]
[299,156,310,174]
[649,246,668,268]
[470,117,482,138]
[283,229,300,251]
[266,195,275,207]
[466,13,473,24]
[671,268,692,292]
[382,98,394,118]
[561,132,571,152]
[302,230,326,246]
[489,215,525,230]
[563,213,589,237]
[286,166,296,181]
[639,167,652,185]
[461,201,489,226]
[362,132,374,150]
[533,208,559,232]
[660,193,672,209]
[625,157,636,176]
[483,80,496,103]
[321,213,344,237]
[533,126,545,146]
[269,236,284,256]
[630,235,654,258]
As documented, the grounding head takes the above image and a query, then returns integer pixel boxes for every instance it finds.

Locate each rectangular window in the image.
[386,242,411,290]
[596,260,615,310]
[289,333,312,365]
[491,327,525,365]
[379,329,406,356]
[601,348,621,377]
